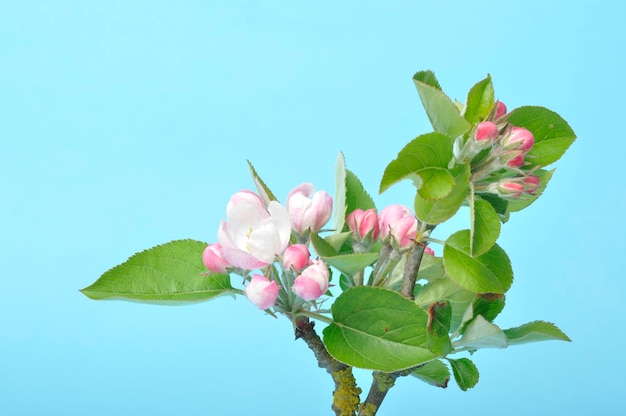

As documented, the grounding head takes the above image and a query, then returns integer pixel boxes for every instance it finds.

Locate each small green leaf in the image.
[323,286,436,371]
[345,169,376,217]
[248,160,278,202]
[448,358,479,391]
[413,70,442,90]
[472,293,505,323]
[505,106,576,167]
[413,72,471,138]
[453,315,508,350]
[311,233,338,257]
[464,75,495,124]
[415,163,470,225]
[322,253,379,276]
[505,169,554,213]
[415,168,455,200]
[504,321,571,345]
[324,232,353,253]
[380,132,454,193]
[333,152,347,233]
[471,198,501,256]
[414,276,475,334]
[411,359,450,388]
[80,240,236,303]
[427,301,452,356]
[443,230,513,294]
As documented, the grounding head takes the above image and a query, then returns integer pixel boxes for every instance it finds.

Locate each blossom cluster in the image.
[459,101,541,199]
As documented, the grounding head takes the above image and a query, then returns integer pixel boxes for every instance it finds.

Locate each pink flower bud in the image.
[474,121,499,143]
[502,150,525,168]
[424,247,435,256]
[244,275,279,310]
[502,127,534,151]
[378,205,418,250]
[292,259,329,301]
[523,175,540,194]
[492,181,524,198]
[282,244,311,270]
[202,243,231,273]
[287,183,333,234]
[347,208,380,241]
[495,101,507,119]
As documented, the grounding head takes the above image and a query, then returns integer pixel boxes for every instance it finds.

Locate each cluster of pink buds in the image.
[346,204,427,252]
[202,183,333,311]
[486,175,541,199]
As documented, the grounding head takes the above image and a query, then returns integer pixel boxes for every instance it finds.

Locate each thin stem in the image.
[399,242,426,300]
[295,318,361,416]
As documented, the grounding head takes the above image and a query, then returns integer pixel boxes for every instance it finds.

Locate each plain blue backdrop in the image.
[1,1,624,415]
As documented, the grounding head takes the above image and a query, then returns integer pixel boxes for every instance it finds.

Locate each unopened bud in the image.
[502,127,534,152]
[495,101,507,119]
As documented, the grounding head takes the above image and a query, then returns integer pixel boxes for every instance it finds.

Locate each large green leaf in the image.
[471,198,501,256]
[248,160,278,203]
[413,71,471,138]
[504,321,571,345]
[505,106,576,167]
[323,286,437,371]
[414,163,470,224]
[443,230,513,294]
[333,152,347,233]
[414,277,475,334]
[345,169,376,216]
[448,358,479,391]
[415,168,455,200]
[464,75,495,124]
[80,239,236,303]
[322,253,379,276]
[413,70,442,90]
[411,359,450,388]
[380,132,454,193]
[453,315,508,350]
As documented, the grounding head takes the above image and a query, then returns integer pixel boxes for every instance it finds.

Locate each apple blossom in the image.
[474,121,499,143]
[523,175,541,194]
[495,101,507,119]
[502,126,534,151]
[292,259,330,301]
[378,204,418,250]
[287,183,333,235]
[282,244,311,271]
[218,190,291,270]
[202,243,231,273]
[244,275,279,310]
[347,208,380,241]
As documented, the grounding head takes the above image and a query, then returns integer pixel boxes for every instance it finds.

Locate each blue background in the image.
[1,1,624,415]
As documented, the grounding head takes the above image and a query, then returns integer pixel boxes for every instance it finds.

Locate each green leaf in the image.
[324,232,353,253]
[379,132,454,194]
[417,254,446,282]
[471,198,501,256]
[443,230,513,294]
[414,163,470,224]
[80,240,236,303]
[248,160,278,202]
[345,169,376,217]
[472,293,505,323]
[413,70,442,90]
[427,301,452,356]
[448,358,479,391]
[323,286,436,371]
[453,315,508,350]
[411,359,450,388]
[414,277,475,334]
[311,233,338,257]
[322,253,379,276]
[333,152,347,233]
[505,169,554,213]
[415,168,455,200]
[477,192,508,218]
[464,75,495,124]
[504,321,571,345]
[505,106,576,166]
[413,72,471,138]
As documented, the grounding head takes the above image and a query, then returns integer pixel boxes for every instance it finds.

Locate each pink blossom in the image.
[202,243,231,273]
[474,121,499,143]
[218,190,291,270]
[523,175,541,194]
[292,259,330,301]
[346,208,380,241]
[491,181,525,198]
[503,150,525,168]
[244,275,279,309]
[502,127,534,152]
[378,204,418,250]
[282,244,311,270]
[495,101,507,119]
[287,183,333,234]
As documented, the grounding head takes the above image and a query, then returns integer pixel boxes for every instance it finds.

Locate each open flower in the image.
[244,275,279,309]
[287,183,333,235]
[292,259,330,301]
[218,190,291,270]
